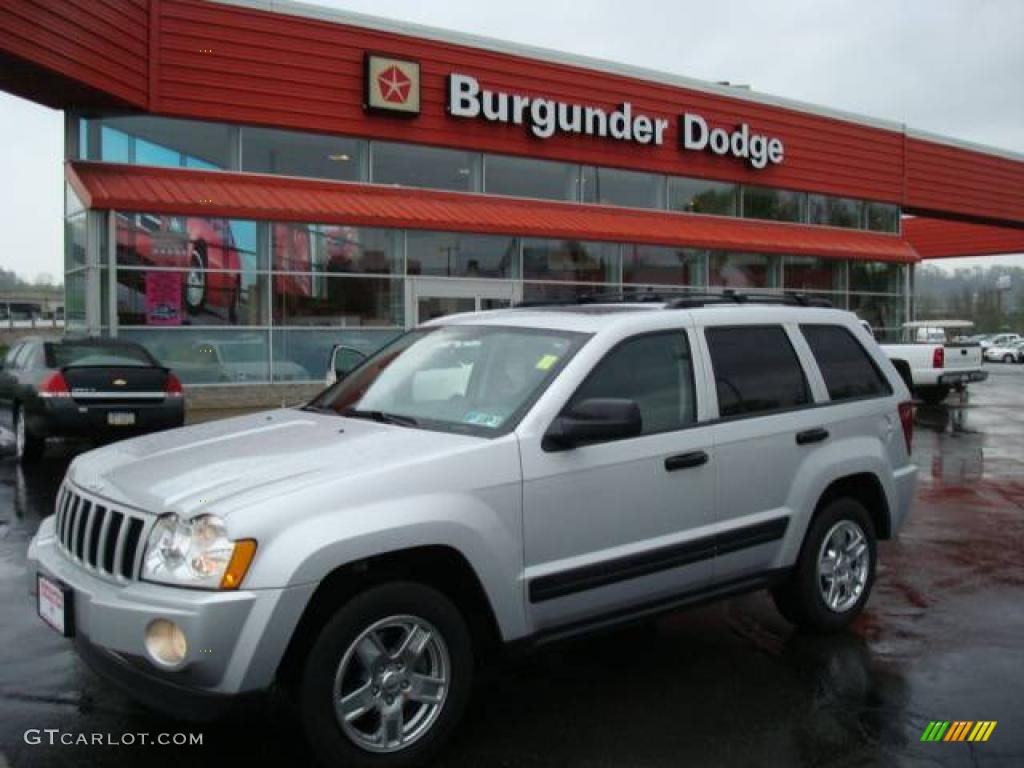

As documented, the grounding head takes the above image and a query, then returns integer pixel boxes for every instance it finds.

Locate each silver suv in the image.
[28,298,917,766]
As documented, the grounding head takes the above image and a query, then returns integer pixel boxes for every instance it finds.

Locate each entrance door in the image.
[409,279,519,325]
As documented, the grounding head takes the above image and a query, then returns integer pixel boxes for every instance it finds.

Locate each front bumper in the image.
[27,515,313,713]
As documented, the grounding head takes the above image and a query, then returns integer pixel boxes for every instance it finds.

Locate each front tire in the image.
[299,582,473,768]
[772,498,877,634]
[14,407,44,464]
[1003,354,1014,364]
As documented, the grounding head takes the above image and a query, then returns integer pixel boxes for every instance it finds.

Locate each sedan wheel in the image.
[1004,354,1014,364]
[185,244,207,313]
[13,408,44,464]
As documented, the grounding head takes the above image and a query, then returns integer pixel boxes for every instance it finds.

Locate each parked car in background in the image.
[29,297,917,765]
[870,320,987,404]
[0,337,184,463]
[984,339,1024,364]
[979,333,1022,350]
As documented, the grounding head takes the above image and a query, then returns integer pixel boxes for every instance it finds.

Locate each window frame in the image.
[799,323,894,403]
[553,328,700,444]
[702,323,814,421]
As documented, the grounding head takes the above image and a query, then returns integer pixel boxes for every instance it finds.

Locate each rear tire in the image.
[1003,354,1014,364]
[14,407,44,464]
[299,582,473,768]
[917,385,949,405]
[772,498,877,634]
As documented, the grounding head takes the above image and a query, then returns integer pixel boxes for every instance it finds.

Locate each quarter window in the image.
[801,324,892,401]
[569,332,696,435]
[705,326,810,418]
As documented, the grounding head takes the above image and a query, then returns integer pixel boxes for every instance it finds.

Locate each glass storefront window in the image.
[709,252,780,288]
[273,275,404,327]
[522,282,619,303]
[622,245,707,286]
[522,239,620,283]
[115,268,267,327]
[121,329,271,384]
[667,177,739,217]
[242,127,366,181]
[273,224,401,274]
[407,232,516,278]
[84,116,237,169]
[272,328,401,383]
[372,142,480,191]
[742,186,806,223]
[866,202,901,233]
[115,213,259,272]
[783,256,846,292]
[848,294,905,332]
[65,213,87,271]
[807,195,864,229]
[580,167,664,209]
[64,269,87,330]
[484,155,580,201]
[849,261,904,293]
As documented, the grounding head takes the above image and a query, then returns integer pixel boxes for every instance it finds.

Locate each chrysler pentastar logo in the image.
[365,54,421,115]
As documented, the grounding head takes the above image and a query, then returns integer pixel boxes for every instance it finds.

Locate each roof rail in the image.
[514,289,833,310]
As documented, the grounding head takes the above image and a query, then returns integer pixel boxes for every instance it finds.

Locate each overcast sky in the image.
[1,0,1022,282]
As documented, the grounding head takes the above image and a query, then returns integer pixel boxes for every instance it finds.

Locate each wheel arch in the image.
[813,472,892,540]
[276,544,503,690]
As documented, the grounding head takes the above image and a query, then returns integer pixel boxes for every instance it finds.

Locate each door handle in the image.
[796,428,829,445]
[664,451,709,471]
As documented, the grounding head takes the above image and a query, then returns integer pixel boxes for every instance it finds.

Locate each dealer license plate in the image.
[37,573,73,637]
[107,412,136,426]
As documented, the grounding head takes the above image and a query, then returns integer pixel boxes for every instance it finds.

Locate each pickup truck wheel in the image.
[300,582,473,768]
[772,498,877,634]
[917,385,949,405]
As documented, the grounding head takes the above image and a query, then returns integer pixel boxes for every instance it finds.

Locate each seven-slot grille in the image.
[53,485,147,581]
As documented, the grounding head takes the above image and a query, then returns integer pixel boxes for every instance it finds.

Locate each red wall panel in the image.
[904,217,1024,259]
[905,137,1024,226]
[0,0,149,108]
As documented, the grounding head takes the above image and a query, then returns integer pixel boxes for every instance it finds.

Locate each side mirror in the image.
[543,398,642,451]
[328,346,367,384]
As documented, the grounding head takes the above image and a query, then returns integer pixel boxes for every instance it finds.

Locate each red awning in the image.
[904,217,1024,259]
[67,162,919,263]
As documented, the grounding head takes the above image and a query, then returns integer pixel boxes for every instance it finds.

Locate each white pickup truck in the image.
[866,321,987,404]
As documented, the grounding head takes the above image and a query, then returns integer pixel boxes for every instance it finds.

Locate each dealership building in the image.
[2,0,1024,387]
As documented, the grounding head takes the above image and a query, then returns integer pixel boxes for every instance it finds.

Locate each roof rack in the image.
[513,289,833,310]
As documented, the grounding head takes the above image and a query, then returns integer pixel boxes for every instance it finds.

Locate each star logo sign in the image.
[377,65,412,104]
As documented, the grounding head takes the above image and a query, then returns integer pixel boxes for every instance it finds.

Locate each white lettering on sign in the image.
[681,113,784,169]
[448,73,670,146]
[447,72,784,168]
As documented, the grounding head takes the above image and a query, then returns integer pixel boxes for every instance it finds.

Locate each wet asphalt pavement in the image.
[1,369,1023,767]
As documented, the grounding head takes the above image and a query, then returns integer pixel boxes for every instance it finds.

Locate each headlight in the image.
[142,514,256,590]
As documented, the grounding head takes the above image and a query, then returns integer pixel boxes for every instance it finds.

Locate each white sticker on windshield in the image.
[463,411,502,428]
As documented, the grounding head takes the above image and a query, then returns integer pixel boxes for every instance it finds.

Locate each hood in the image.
[67,409,480,517]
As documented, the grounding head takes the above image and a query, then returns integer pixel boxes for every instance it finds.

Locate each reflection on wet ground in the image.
[0,369,1022,767]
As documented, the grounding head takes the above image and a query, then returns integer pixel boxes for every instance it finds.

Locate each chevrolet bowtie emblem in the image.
[113,378,127,386]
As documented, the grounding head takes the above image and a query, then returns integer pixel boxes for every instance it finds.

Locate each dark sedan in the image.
[0,337,185,463]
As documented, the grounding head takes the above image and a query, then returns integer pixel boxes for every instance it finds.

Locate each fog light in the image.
[144,619,187,667]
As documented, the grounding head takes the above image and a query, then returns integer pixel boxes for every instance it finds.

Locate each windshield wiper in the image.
[299,403,339,415]
[342,408,419,427]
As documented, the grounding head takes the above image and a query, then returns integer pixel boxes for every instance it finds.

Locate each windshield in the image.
[48,343,155,368]
[309,325,588,435]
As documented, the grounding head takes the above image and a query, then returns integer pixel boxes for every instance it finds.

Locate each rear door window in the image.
[801,324,892,401]
[705,326,810,418]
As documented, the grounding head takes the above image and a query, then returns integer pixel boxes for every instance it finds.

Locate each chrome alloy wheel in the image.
[817,520,870,613]
[332,615,450,753]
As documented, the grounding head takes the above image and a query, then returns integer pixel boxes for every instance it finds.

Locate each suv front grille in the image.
[54,485,148,581]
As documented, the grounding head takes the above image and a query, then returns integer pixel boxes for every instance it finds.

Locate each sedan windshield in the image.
[309,325,588,435]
